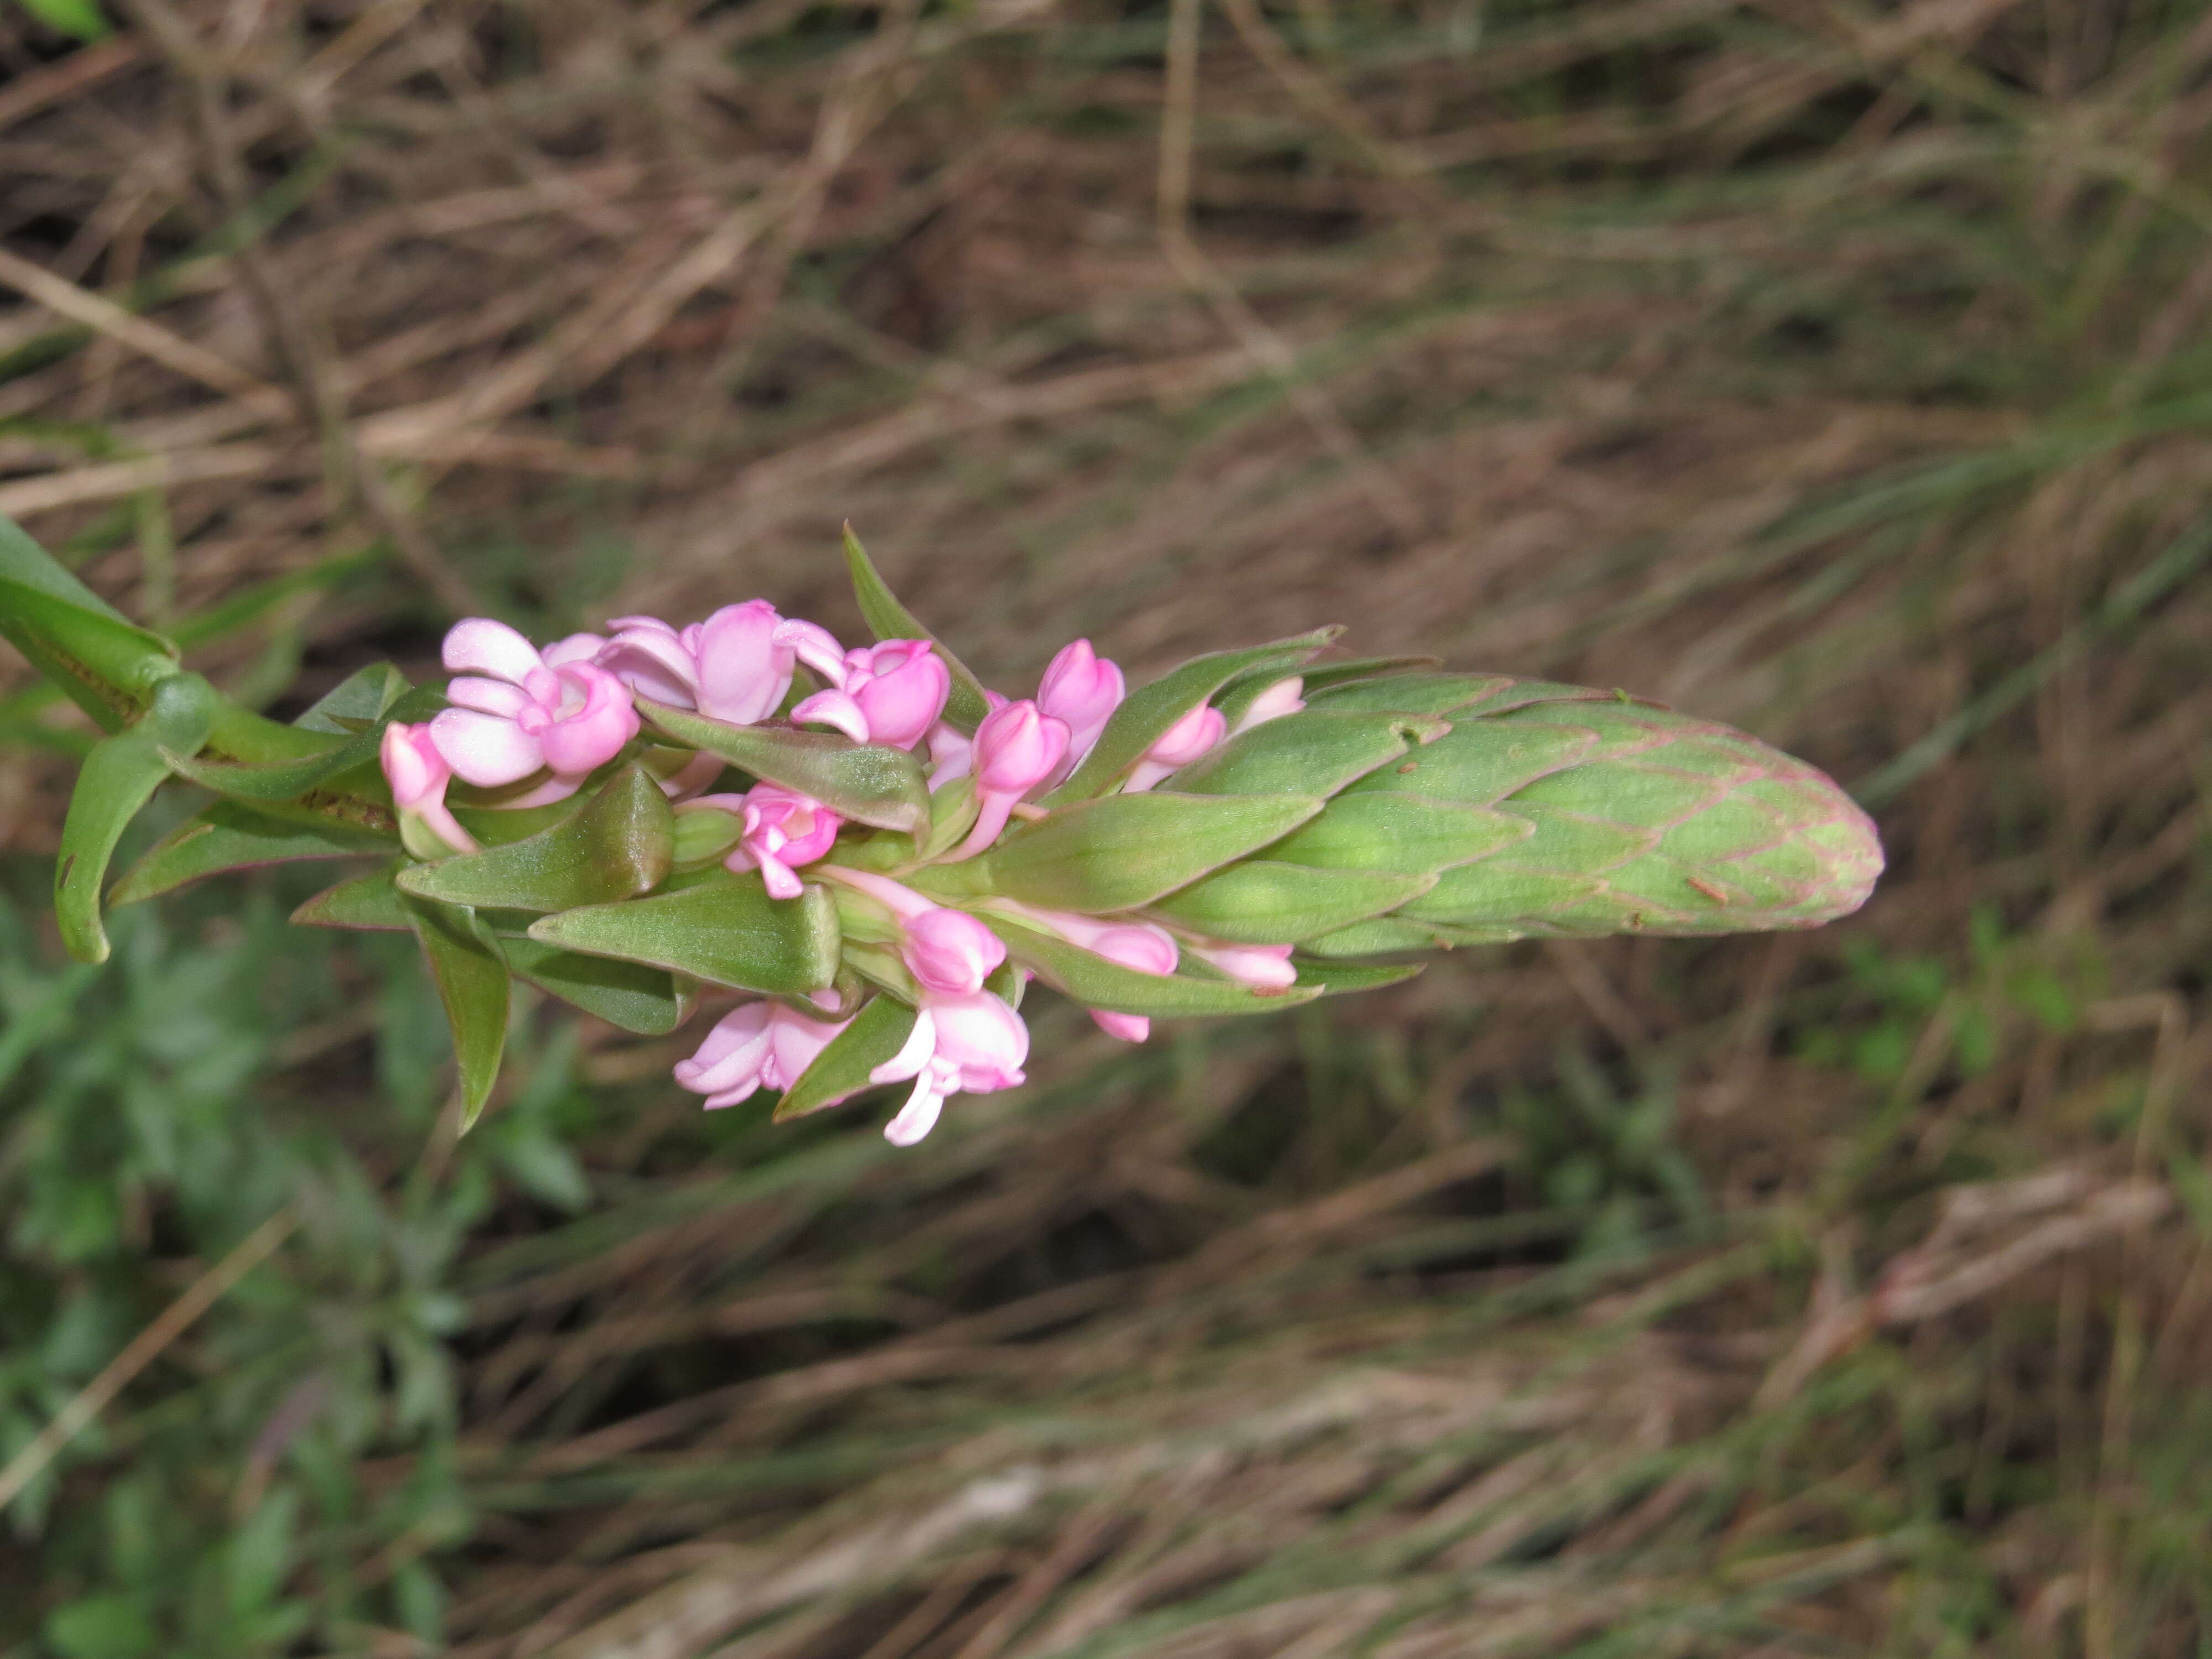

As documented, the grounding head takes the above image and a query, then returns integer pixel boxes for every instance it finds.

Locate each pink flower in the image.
[1124,701,1227,792]
[690,782,842,899]
[1037,639,1124,775]
[790,640,951,750]
[1185,939,1296,988]
[869,990,1030,1145]
[429,618,640,805]
[948,700,1070,861]
[988,902,1177,1043]
[589,604,847,726]
[821,868,1007,995]
[380,721,478,857]
[674,999,851,1110]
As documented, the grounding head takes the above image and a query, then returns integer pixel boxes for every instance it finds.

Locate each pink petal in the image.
[1091,1010,1150,1043]
[428,708,545,787]
[536,665,640,774]
[695,601,794,726]
[854,652,952,750]
[869,1008,938,1086]
[442,618,543,684]
[445,676,533,718]
[790,688,870,743]
[883,1076,947,1146]
[541,632,607,668]
[599,628,700,706]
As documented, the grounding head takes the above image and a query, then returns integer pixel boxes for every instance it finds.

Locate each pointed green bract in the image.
[293,867,413,932]
[1044,629,1339,805]
[982,917,1321,1016]
[111,802,389,906]
[406,896,509,1130]
[1265,791,1528,874]
[526,873,841,993]
[842,526,994,729]
[293,662,413,733]
[398,764,674,912]
[54,672,220,963]
[502,938,695,1036]
[164,685,444,802]
[1147,860,1436,944]
[775,994,919,1120]
[638,698,930,833]
[922,792,1324,912]
[1307,672,1512,716]
[1170,710,1448,798]
[1290,958,1426,995]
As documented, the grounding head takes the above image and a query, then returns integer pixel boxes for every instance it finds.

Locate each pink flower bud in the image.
[1229,676,1304,735]
[974,699,1071,794]
[1124,701,1227,792]
[380,721,478,857]
[1185,940,1296,987]
[1037,639,1124,769]
[902,907,1006,996]
[674,999,850,1110]
[852,641,952,750]
[947,700,1072,861]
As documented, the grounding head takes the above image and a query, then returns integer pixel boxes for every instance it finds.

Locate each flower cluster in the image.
[384,600,1302,1145]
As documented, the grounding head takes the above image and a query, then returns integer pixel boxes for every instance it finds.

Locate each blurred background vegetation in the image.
[0,0,2208,1652]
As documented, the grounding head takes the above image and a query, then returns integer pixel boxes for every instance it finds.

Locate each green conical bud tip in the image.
[1225,674,1880,955]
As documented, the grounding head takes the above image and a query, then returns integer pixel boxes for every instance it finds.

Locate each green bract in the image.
[0,508,1882,1129]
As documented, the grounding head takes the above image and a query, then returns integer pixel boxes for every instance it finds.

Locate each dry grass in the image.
[3,0,2211,1652]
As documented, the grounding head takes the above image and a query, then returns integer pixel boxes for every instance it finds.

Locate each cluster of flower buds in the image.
[10,525,1882,1146]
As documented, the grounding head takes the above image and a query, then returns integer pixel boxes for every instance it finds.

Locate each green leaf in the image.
[405,896,509,1130]
[291,866,413,932]
[919,791,1324,912]
[637,698,930,834]
[982,916,1322,1016]
[109,800,390,905]
[1291,957,1426,995]
[774,993,919,1120]
[1044,629,1339,805]
[526,873,841,994]
[1146,860,1436,944]
[19,0,111,39]
[0,509,174,730]
[1265,791,1530,874]
[842,525,994,728]
[398,764,673,912]
[1295,655,1448,691]
[1170,709,1448,798]
[501,938,695,1035]
[163,685,445,802]
[55,672,218,962]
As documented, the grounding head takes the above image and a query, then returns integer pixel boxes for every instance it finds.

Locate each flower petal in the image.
[429,708,545,787]
[445,675,533,717]
[790,688,871,744]
[442,617,544,684]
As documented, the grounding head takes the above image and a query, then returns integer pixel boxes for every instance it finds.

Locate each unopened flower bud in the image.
[381,721,478,857]
[947,700,1071,860]
[1125,701,1227,792]
[1037,639,1124,773]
